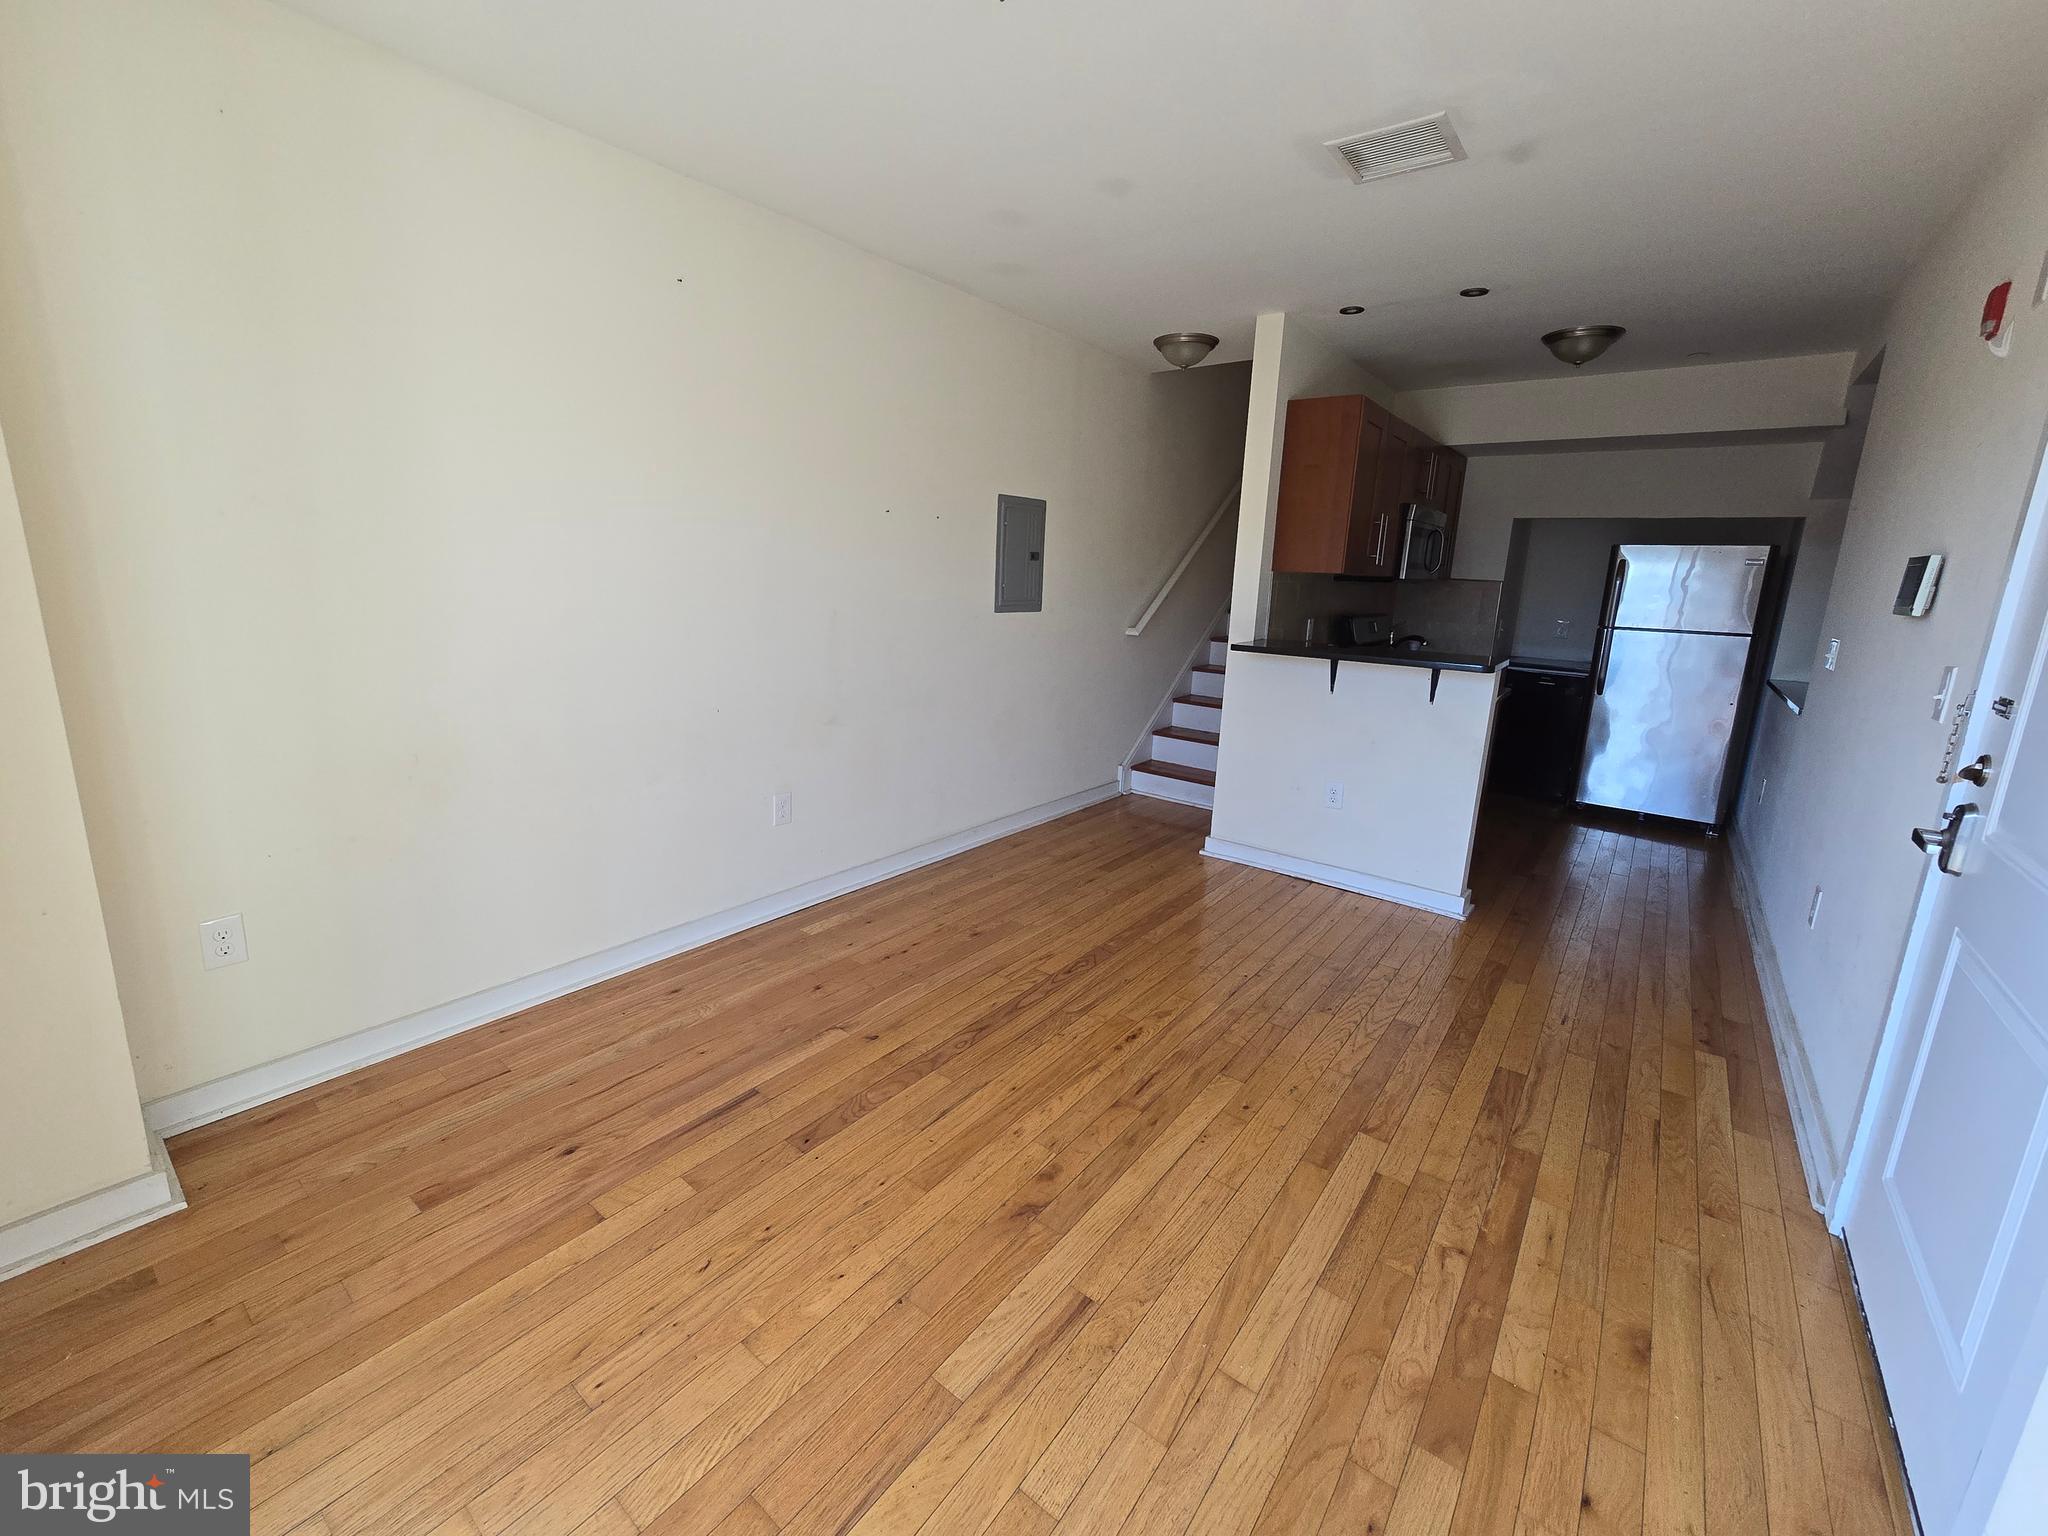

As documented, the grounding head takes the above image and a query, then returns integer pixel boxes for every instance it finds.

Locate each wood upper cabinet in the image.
[1361,415,1416,579]
[1271,395,1383,575]
[1270,394,1466,578]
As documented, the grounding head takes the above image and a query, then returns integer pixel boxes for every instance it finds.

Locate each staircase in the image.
[1128,624,1228,809]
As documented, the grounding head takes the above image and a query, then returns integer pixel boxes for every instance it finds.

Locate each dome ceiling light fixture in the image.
[1459,287,1490,297]
[1153,332,1220,369]
[1338,305,1365,315]
[1541,325,1627,367]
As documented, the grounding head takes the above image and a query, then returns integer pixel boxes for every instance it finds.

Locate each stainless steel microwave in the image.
[1398,503,1448,579]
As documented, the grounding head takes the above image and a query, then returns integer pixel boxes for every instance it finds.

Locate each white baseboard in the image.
[1128,772,1215,810]
[1200,837,1472,920]
[145,782,1121,1139]
[1728,841,1841,1216]
[0,1131,186,1283]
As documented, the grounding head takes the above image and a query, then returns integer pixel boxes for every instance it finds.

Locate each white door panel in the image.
[1841,435,2048,1534]
[1881,935,2048,1376]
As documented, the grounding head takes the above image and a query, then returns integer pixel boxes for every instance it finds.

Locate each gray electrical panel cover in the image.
[994,495,1046,612]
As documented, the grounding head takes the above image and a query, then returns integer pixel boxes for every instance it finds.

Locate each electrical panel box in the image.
[994,495,1046,613]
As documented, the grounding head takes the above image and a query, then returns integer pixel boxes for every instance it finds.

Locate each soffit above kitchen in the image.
[276,0,2048,387]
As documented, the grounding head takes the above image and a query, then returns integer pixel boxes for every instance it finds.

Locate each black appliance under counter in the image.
[1488,662,1593,802]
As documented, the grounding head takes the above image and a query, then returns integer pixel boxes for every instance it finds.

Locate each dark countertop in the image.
[1231,640,1499,674]
[1768,678,1809,715]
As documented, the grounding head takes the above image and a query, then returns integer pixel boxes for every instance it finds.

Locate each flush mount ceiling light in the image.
[1459,287,1490,297]
[1153,332,1219,369]
[1541,324,1626,367]
[1338,305,1365,315]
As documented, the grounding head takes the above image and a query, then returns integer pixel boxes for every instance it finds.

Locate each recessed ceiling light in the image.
[1459,287,1490,298]
[1338,305,1364,315]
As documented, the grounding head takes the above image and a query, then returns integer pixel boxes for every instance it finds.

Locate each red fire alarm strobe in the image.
[1983,279,2013,342]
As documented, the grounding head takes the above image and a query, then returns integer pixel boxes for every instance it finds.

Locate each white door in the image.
[1839,433,2048,1534]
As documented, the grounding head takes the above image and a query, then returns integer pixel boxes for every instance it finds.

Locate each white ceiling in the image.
[277,0,2048,386]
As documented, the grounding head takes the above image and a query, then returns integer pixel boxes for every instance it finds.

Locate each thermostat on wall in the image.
[1894,554,1944,617]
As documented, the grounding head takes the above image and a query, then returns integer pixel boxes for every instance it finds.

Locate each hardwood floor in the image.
[0,795,1915,1536]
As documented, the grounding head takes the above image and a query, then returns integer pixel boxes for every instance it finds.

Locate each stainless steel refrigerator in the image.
[1575,543,1770,824]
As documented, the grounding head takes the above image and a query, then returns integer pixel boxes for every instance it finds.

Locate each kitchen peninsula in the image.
[1205,641,1502,918]
[1205,315,1505,918]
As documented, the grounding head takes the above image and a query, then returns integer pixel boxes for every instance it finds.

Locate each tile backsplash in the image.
[1389,579,1503,656]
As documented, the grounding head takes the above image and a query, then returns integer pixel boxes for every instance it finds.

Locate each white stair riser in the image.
[1171,698,1224,730]
[1207,639,1229,667]
[1188,670,1225,700]
[1129,770,1215,809]
[1150,734,1219,772]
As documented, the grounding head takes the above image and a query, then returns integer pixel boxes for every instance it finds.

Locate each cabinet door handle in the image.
[1374,513,1388,566]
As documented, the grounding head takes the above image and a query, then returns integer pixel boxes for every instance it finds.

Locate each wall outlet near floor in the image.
[1553,617,1572,639]
[771,791,793,827]
[199,912,247,970]
[1323,782,1345,810]
[1807,886,1824,928]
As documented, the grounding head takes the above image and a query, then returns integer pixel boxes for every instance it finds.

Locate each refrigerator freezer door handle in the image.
[1593,559,1628,695]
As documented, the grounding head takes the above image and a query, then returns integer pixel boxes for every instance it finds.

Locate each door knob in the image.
[1910,801,1979,876]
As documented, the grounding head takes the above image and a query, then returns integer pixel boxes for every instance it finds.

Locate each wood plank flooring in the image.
[0,795,1916,1536]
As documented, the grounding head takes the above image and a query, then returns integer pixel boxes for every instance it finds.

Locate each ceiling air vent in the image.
[1324,112,1466,184]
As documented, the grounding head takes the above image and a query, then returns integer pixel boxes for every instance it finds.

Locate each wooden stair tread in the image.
[1153,725,1220,746]
[1130,758,1216,786]
[1192,664,1225,675]
[1172,693,1223,709]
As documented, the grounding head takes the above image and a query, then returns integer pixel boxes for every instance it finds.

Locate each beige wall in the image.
[0,425,153,1226]
[1737,107,2048,1181]
[0,0,1250,1102]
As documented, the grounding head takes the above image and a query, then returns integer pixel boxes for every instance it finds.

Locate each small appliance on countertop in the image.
[1330,613,1394,647]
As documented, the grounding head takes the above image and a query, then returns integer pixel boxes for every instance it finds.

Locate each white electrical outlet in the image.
[1553,618,1572,639]
[1807,887,1824,929]
[771,791,793,827]
[199,913,247,970]
[1823,638,1841,672]
[1323,782,1344,810]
